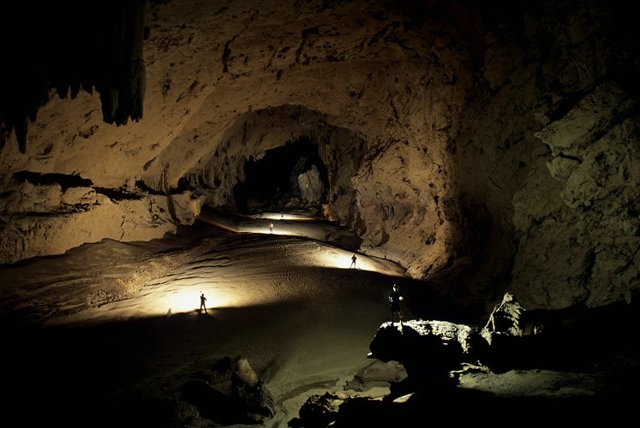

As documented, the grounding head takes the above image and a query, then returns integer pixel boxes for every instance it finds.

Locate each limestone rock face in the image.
[0,191,176,265]
[510,82,640,309]
[0,0,638,311]
[450,3,640,309]
[298,165,323,205]
[0,175,204,264]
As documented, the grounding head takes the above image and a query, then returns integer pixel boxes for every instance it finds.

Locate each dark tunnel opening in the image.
[13,170,94,190]
[233,137,329,214]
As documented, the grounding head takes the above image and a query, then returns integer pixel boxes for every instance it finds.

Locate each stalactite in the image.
[0,0,147,154]
[160,169,167,194]
[97,0,146,126]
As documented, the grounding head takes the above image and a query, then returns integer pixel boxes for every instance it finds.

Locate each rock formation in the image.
[483,292,525,338]
[0,0,638,312]
[179,355,275,425]
[369,320,485,387]
[295,304,640,427]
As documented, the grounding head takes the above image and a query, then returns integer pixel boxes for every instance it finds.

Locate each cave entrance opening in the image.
[233,137,329,215]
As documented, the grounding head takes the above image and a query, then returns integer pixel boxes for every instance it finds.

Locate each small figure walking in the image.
[269,222,274,234]
[389,283,403,326]
[350,253,357,269]
[199,291,207,313]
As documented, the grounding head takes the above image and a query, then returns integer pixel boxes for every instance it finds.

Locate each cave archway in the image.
[233,137,329,214]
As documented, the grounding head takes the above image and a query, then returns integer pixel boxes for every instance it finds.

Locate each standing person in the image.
[199,292,207,313]
[269,222,274,234]
[350,253,357,269]
[389,283,403,326]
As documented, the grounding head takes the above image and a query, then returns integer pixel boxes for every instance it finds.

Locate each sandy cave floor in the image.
[1,214,634,426]
[0,214,417,426]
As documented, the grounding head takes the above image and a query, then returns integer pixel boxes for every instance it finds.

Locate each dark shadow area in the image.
[93,187,145,200]
[402,288,640,375]
[0,301,296,427]
[510,295,640,372]
[233,137,329,214]
[308,387,636,427]
[398,275,488,323]
[13,170,94,189]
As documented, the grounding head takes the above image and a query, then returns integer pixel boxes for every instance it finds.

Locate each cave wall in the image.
[512,85,639,309]
[0,0,638,311]
[451,1,640,309]
[0,183,175,264]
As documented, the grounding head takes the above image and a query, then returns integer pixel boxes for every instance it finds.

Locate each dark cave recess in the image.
[232,137,330,214]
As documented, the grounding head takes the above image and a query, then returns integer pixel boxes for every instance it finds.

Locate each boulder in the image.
[289,392,344,428]
[180,356,274,425]
[369,320,486,388]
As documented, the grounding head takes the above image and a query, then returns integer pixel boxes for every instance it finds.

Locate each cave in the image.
[233,137,329,214]
[0,0,639,426]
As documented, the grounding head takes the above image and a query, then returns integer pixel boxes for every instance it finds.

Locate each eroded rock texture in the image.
[180,356,275,425]
[0,0,638,310]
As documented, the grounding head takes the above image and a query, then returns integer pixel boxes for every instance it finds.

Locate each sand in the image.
[0,214,413,426]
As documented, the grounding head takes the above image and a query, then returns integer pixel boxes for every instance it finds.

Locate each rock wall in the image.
[511,84,640,309]
[452,1,640,309]
[0,177,205,264]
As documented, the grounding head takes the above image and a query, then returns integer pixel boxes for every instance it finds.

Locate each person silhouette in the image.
[269,222,274,234]
[389,284,403,326]
[199,292,207,313]
[350,253,357,269]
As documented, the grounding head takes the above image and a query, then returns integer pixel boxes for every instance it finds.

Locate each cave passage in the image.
[233,137,329,214]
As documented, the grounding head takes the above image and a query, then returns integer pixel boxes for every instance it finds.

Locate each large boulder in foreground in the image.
[369,320,488,387]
